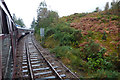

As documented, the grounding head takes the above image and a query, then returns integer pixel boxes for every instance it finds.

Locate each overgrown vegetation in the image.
[32,0,120,79]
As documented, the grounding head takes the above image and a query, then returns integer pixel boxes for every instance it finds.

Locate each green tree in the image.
[94,7,101,12]
[111,0,116,9]
[110,0,120,15]
[47,11,59,23]
[37,10,59,28]
[105,2,109,11]
[16,18,25,27]
[37,0,48,21]
[31,18,36,29]
[36,0,59,29]
[12,14,25,27]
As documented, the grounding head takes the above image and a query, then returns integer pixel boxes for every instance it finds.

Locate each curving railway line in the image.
[0,1,80,79]
[14,34,80,80]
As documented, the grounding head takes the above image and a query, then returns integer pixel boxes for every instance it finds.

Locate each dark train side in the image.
[0,0,33,79]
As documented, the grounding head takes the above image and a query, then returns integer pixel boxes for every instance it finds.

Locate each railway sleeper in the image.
[21,35,79,80]
[37,76,56,80]
[33,67,50,71]
[31,63,47,67]
[22,69,28,73]
[34,74,56,79]
[33,68,51,73]
[22,66,27,69]
[34,71,52,76]
[31,61,40,64]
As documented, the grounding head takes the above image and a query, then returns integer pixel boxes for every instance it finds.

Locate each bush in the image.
[82,40,100,59]
[71,48,86,59]
[73,30,82,41]
[111,15,119,20]
[81,41,116,71]
[102,32,107,40]
[60,33,75,46]
[87,31,93,38]
[45,27,56,37]
[50,46,72,58]
[53,31,64,40]
[86,47,116,71]
[70,56,84,69]
[97,16,101,20]
[90,69,120,79]
[60,26,74,34]
[101,19,107,23]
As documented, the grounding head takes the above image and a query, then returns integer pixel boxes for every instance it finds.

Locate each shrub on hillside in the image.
[102,32,107,40]
[50,46,72,58]
[87,31,94,38]
[85,46,116,72]
[73,30,82,41]
[45,27,56,37]
[82,40,100,59]
[90,69,120,79]
[60,27,74,34]
[111,15,119,20]
[53,31,64,40]
[60,33,75,46]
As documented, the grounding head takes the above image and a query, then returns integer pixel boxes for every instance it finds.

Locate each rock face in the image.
[70,17,119,34]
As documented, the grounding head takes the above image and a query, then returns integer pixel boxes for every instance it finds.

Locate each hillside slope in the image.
[35,11,120,79]
[69,12,119,55]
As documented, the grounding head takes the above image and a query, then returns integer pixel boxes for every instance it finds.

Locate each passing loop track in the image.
[22,34,80,80]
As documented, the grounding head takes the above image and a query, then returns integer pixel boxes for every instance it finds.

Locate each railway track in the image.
[20,34,80,80]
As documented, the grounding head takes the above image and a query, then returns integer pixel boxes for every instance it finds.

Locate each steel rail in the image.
[32,35,80,80]
[25,41,34,80]
[58,60,80,80]
[31,36,63,80]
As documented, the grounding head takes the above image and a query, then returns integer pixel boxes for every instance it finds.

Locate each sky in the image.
[4,0,113,28]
